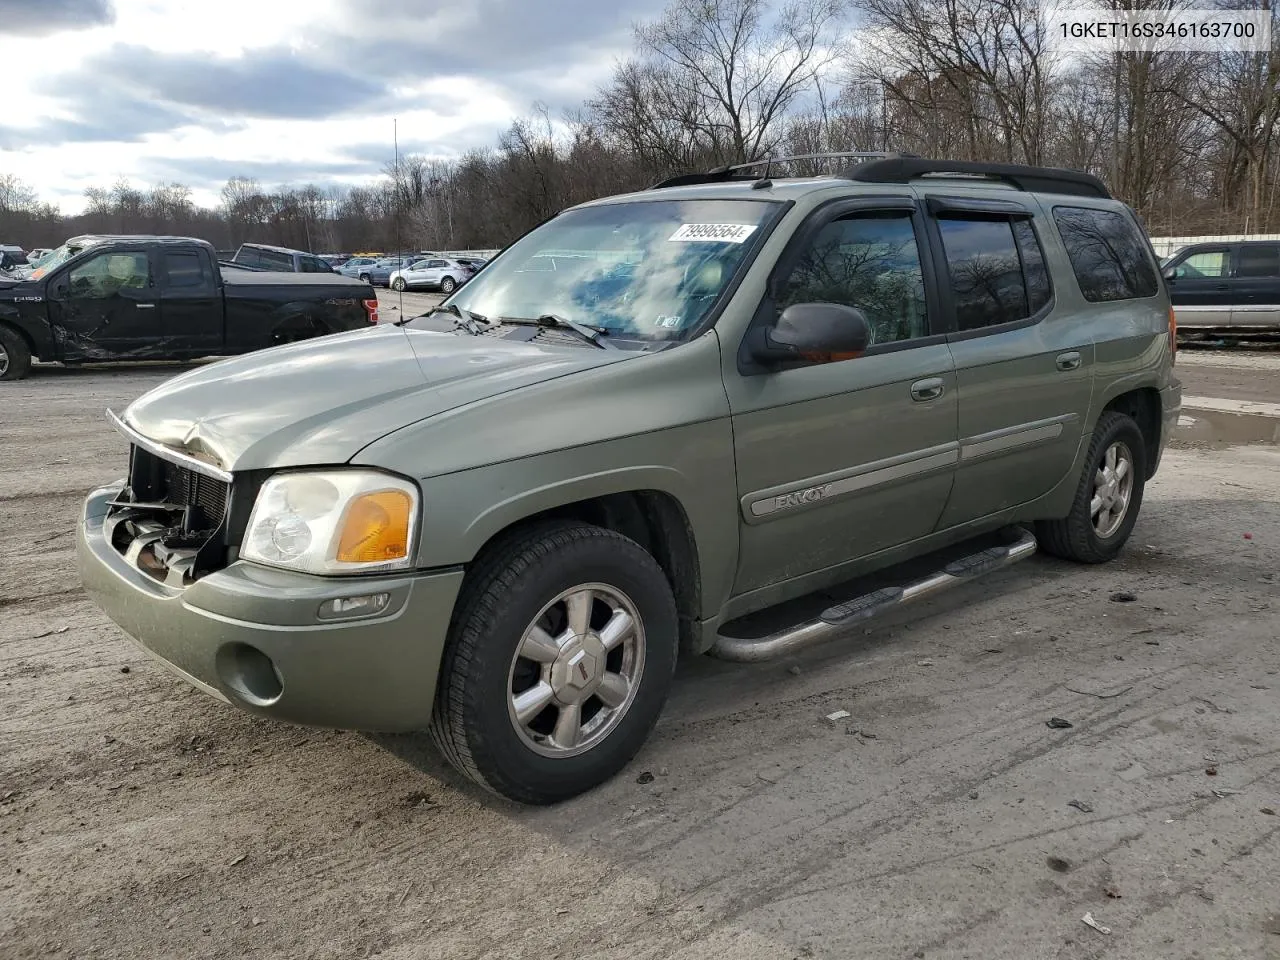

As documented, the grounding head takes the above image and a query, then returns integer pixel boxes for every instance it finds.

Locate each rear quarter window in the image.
[1052,205,1159,302]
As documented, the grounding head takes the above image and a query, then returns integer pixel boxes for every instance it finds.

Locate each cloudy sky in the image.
[0,0,667,212]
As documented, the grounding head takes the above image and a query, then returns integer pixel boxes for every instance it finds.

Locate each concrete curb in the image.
[1176,396,1280,445]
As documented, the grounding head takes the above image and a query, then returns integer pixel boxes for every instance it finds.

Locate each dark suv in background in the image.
[231,243,335,274]
[1162,239,1280,333]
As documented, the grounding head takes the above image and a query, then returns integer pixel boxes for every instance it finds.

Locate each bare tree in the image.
[632,0,849,162]
[852,0,1055,163]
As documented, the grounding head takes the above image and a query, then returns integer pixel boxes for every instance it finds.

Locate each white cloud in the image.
[0,0,645,213]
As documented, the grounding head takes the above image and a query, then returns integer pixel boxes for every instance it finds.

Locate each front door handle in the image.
[1056,351,1081,371]
[135,303,157,309]
[910,377,945,402]
[1214,283,1229,290]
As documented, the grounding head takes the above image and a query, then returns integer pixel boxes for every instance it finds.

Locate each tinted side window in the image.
[1053,205,1159,301]
[937,217,1028,330]
[163,251,207,288]
[260,250,294,271]
[237,249,262,268]
[1013,220,1051,313]
[1236,244,1280,279]
[777,212,928,346]
[300,257,323,273]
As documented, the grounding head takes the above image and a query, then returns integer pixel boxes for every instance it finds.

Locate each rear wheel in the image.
[440,276,456,294]
[391,277,406,291]
[0,325,32,381]
[1037,411,1146,563]
[430,522,678,804]
[358,273,372,284]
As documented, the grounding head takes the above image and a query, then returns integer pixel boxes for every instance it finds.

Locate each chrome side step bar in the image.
[709,527,1038,663]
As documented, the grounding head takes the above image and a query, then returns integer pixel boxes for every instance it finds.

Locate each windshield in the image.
[29,240,90,278]
[421,198,779,342]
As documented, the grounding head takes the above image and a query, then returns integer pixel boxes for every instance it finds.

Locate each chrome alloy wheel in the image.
[506,583,645,758]
[1091,441,1134,538]
[0,341,8,378]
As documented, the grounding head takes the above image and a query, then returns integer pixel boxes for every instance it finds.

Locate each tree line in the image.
[3,0,1278,254]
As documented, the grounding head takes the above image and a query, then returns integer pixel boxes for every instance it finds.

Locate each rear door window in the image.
[1235,244,1280,278]
[162,251,210,288]
[937,217,1043,330]
[260,250,294,271]
[1052,205,1159,301]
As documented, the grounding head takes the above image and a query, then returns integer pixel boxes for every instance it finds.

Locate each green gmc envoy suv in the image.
[77,154,1181,804]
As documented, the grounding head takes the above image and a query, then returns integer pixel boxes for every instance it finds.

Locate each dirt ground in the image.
[3,358,1280,960]
[1176,348,1280,404]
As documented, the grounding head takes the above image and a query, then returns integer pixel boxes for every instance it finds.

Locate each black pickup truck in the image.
[0,235,379,381]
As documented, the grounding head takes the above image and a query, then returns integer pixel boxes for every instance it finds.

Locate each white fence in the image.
[443,249,501,260]
[1148,234,1280,258]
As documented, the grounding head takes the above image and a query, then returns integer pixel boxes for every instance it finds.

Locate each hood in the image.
[121,324,630,471]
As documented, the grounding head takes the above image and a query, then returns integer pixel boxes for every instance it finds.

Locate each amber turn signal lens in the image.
[336,490,412,563]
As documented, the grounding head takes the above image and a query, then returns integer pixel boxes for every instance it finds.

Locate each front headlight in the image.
[241,470,419,575]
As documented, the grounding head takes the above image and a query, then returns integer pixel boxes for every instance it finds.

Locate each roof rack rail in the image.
[649,151,920,189]
[845,156,1110,199]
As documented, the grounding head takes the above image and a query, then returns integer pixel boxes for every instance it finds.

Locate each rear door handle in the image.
[910,377,944,402]
[1056,351,1081,371]
[135,303,157,310]
[1214,283,1229,290]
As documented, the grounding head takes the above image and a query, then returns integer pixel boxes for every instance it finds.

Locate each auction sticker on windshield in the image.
[668,223,758,243]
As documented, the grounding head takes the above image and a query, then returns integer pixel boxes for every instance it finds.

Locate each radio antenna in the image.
[394,117,404,316]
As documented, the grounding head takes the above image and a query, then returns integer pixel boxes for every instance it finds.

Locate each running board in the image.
[709,527,1039,663]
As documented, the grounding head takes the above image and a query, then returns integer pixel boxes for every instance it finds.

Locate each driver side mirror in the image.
[750,302,871,366]
[1161,265,1177,281]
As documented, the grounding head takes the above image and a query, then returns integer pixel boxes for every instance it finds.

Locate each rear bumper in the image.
[1153,378,1182,476]
[76,483,464,732]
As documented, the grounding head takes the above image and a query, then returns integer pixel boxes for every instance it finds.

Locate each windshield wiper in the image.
[402,302,488,334]
[499,314,615,350]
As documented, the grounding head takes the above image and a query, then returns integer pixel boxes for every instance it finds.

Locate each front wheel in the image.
[391,277,406,291]
[0,325,32,381]
[1037,411,1147,563]
[439,276,456,294]
[430,522,678,804]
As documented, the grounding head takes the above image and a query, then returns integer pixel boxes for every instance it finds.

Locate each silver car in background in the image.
[389,257,475,293]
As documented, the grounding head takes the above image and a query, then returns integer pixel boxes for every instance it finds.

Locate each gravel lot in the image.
[3,355,1279,960]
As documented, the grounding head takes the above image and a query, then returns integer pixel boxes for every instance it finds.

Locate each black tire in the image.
[358,273,372,284]
[439,276,456,294]
[1037,411,1147,564]
[0,325,32,381]
[430,521,678,804]
[391,277,406,291]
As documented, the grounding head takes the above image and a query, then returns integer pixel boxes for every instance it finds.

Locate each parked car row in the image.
[337,252,488,289]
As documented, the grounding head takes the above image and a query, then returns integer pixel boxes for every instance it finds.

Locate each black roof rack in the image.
[649,152,1110,199]
[649,152,919,189]
[846,156,1110,199]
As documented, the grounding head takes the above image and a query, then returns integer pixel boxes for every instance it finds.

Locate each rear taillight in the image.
[1168,305,1177,364]
[363,298,379,324]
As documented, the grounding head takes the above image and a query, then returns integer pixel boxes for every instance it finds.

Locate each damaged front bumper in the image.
[76,483,463,732]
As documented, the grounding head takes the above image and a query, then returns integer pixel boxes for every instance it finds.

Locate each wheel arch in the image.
[460,476,704,655]
[0,318,39,360]
[1100,386,1161,479]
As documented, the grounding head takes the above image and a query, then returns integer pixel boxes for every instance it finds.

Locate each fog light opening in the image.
[318,592,391,620]
[215,642,284,706]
